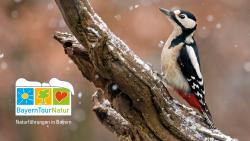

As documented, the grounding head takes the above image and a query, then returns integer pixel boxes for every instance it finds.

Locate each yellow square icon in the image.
[35,88,52,105]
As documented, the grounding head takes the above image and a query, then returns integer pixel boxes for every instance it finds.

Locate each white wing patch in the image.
[191,83,199,89]
[186,45,202,79]
[196,92,203,97]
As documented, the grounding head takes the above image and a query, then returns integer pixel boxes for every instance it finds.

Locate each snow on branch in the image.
[92,89,134,141]
[54,0,237,140]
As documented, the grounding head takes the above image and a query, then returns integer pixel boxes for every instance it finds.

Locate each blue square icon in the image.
[16,88,34,105]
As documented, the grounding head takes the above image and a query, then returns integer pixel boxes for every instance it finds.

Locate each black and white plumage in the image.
[160,8,214,127]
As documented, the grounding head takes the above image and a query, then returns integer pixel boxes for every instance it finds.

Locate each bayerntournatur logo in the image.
[15,78,74,116]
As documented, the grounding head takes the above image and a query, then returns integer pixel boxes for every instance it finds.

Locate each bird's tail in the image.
[202,104,215,128]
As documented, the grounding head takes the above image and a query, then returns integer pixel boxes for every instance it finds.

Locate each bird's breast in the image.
[161,43,190,92]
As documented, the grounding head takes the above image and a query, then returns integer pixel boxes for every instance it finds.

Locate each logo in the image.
[15,78,74,116]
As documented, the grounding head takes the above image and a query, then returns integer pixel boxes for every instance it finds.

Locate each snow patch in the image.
[41,83,50,87]
[86,27,101,38]
[93,13,108,31]
[16,78,41,87]
[16,78,75,95]
[189,110,197,116]
[198,127,238,141]
[108,45,114,51]
[134,56,151,71]
[172,100,182,116]
[49,78,74,95]
[102,99,111,107]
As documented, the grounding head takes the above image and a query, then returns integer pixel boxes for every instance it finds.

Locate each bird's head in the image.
[160,8,197,32]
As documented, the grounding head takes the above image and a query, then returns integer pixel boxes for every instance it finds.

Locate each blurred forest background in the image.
[0,0,250,141]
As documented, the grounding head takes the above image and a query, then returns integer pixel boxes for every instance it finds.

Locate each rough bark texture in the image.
[54,0,238,141]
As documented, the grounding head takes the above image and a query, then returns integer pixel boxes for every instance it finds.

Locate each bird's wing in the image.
[177,43,213,127]
[177,43,206,105]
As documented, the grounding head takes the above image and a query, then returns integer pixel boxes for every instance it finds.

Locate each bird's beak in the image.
[159,8,171,17]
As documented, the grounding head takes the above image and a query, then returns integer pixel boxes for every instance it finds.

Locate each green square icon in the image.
[53,88,70,105]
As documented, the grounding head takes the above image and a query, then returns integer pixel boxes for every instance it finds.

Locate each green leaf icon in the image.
[38,89,49,104]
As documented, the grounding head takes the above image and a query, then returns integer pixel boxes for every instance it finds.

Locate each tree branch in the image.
[92,89,134,141]
[54,0,238,141]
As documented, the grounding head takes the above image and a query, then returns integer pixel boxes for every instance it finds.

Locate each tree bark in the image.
[54,0,238,141]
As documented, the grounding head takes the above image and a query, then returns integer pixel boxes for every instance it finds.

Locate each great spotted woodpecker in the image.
[159,8,214,127]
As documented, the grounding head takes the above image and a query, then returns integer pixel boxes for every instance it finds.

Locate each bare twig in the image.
[54,0,237,141]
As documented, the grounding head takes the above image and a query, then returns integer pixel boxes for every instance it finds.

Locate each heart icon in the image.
[56,91,68,102]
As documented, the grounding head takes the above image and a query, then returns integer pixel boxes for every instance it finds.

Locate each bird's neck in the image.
[170,26,183,39]
[168,27,195,48]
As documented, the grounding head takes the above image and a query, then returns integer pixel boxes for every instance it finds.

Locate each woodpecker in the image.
[159,8,214,127]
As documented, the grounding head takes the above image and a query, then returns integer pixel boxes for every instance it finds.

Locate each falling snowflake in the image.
[198,26,210,38]
[134,5,139,9]
[206,15,214,22]
[129,6,134,11]
[112,84,118,91]
[94,74,99,79]
[114,14,122,21]
[0,61,8,70]
[68,59,73,64]
[0,53,4,59]
[243,62,250,72]
[216,23,222,29]
[158,40,165,48]
[129,4,140,11]
[77,92,83,99]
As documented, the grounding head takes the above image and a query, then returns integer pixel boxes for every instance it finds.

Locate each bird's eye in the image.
[179,14,185,19]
